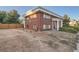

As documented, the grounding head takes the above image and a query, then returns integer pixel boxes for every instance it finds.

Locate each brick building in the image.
[25,7,63,31]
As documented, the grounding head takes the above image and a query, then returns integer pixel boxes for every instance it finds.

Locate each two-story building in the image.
[25,7,63,31]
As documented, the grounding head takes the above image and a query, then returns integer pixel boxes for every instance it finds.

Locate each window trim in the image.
[43,14,51,19]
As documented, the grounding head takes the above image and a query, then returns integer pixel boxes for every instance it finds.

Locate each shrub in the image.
[71,26,79,31]
[59,27,78,33]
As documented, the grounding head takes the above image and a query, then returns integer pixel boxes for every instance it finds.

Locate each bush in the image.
[71,26,79,31]
[59,27,78,33]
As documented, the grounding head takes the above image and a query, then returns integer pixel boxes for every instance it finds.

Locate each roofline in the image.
[25,6,63,20]
[32,7,62,17]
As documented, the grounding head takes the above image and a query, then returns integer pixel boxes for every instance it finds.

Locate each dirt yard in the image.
[0,29,76,52]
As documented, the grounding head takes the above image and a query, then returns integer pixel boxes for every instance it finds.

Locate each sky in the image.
[0,6,78,20]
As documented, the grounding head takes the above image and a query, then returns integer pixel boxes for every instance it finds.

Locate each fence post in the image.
[8,24,9,29]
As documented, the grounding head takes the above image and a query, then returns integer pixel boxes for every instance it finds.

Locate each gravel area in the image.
[0,29,76,52]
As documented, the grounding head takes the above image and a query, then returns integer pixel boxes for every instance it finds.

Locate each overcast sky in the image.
[0,6,78,20]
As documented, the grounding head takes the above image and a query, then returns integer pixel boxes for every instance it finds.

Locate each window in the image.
[33,25,37,30]
[30,14,37,18]
[27,17,29,20]
[33,14,37,18]
[43,24,51,29]
[26,17,29,24]
[48,25,51,29]
[43,14,51,19]
[43,24,46,29]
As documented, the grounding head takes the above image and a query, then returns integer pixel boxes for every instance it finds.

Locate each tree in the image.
[0,10,20,24]
[0,11,6,23]
[63,14,70,26]
[6,10,20,23]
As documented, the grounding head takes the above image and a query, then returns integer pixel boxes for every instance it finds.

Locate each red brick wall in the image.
[25,11,58,31]
[42,13,52,30]
[25,13,40,30]
[37,12,43,30]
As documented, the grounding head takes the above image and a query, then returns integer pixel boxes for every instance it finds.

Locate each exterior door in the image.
[52,21,57,30]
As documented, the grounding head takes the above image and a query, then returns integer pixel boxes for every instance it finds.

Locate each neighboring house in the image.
[25,7,63,31]
[69,20,78,26]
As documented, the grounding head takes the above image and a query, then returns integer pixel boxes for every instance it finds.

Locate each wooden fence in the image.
[0,24,23,29]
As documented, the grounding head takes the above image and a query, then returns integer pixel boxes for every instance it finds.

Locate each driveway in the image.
[0,29,76,52]
[0,29,55,52]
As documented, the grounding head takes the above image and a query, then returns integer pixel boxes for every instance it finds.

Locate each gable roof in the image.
[25,6,63,19]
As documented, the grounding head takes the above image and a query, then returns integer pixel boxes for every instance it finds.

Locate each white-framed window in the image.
[43,24,46,29]
[43,24,51,29]
[33,25,37,30]
[48,25,51,29]
[43,14,51,19]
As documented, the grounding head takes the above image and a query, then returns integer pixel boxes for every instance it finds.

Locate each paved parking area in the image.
[0,29,55,52]
[0,29,76,52]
